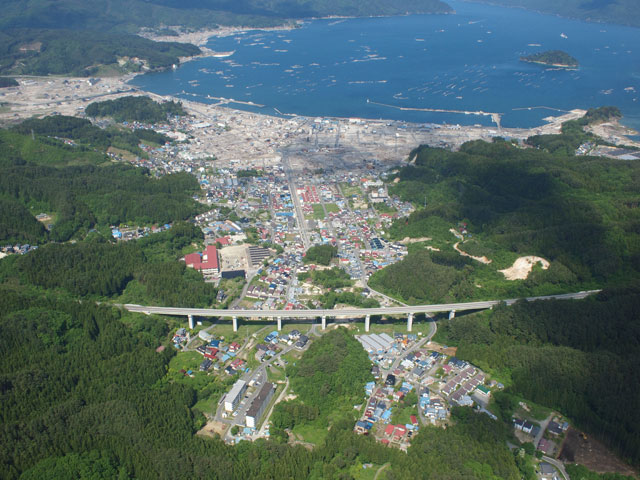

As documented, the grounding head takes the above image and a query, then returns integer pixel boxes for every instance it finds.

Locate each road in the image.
[280,149,310,250]
[535,413,554,448]
[542,456,569,480]
[122,290,600,319]
[383,318,437,376]
[217,325,315,442]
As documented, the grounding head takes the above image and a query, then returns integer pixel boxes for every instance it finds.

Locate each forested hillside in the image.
[85,96,186,123]
[0,122,201,244]
[0,0,452,33]
[468,0,640,28]
[0,29,201,76]
[11,115,172,154]
[435,288,640,466]
[369,115,640,304]
[0,0,451,75]
[0,287,526,478]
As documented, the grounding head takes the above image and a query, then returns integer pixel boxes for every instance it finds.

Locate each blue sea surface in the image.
[131,0,640,129]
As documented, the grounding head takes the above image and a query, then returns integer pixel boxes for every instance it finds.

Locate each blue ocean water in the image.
[131,0,640,129]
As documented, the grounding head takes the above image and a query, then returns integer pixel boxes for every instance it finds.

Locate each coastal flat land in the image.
[4,74,635,173]
[1,27,638,169]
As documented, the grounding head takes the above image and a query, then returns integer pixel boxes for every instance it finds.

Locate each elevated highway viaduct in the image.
[123,290,600,332]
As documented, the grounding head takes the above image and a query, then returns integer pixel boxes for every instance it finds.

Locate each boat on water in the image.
[560,33,568,39]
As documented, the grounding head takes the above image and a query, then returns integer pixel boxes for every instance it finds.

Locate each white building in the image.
[224,379,247,412]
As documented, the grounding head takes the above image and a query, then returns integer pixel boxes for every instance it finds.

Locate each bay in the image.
[131,0,640,130]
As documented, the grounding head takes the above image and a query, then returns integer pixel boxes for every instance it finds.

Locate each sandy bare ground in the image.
[499,256,549,280]
[586,120,640,148]
[426,341,457,356]
[399,236,432,244]
[140,24,297,46]
[197,420,228,438]
[453,242,492,264]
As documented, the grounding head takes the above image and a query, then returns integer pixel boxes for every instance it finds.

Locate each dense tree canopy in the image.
[0,29,200,76]
[12,115,170,154]
[0,126,201,243]
[86,96,186,123]
[303,244,338,266]
[436,288,640,466]
[371,131,640,303]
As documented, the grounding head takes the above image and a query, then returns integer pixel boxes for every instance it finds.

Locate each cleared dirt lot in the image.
[559,427,637,477]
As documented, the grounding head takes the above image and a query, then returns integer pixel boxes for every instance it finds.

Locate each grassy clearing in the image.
[266,364,286,383]
[350,463,383,480]
[209,321,267,344]
[348,316,435,337]
[291,422,329,446]
[391,405,416,425]
[324,203,340,214]
[312,204,325,220]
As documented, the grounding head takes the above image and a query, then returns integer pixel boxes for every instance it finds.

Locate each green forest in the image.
[520,50,579,67]
[0,29,200,76]
[0,282,531,479]
[85,96,186,123]
[11,115,171,155]
[271,327,372,438]
[0,77,18,87]
[435,287,640,466]
[0,0,451,76]
[304,244,338,265]
[0,123,200,244]
[0,0,452,34]
[0,222,218,307]
[369,115,640,304]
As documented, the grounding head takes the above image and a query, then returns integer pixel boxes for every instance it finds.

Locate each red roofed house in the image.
[410,415,418,426]
[393,425,407,441]
[384,424,395,438]
[185,245,220,275]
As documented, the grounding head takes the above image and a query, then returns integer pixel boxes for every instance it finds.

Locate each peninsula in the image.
[520,50,579,68]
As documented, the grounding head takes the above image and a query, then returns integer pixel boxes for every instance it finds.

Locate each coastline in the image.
[1,71,638,152]
[1,19,638,150]
[520,58,578,69]
[140,23,301,47]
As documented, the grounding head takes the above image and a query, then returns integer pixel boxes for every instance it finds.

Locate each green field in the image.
[350,463,386,480]
[291,422,329,446]
[312,204,326,220]
[325,203,340,214]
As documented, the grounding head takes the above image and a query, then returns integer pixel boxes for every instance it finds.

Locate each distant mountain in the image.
[0,0,453,76]
[0,0,453,33]
[467,0,640,28]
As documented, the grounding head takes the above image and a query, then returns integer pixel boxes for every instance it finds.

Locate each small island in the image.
[520,50,579,68]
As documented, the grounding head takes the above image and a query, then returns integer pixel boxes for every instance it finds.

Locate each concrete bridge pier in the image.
[365,314,371,332]
[232,316,238,332]
[449,310,456,320]
[321,316,327,330]
[407,313,414,332]
[188,315,194,330]
[277,316,282,331]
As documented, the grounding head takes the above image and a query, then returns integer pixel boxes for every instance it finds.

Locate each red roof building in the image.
[185,245,220,274]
